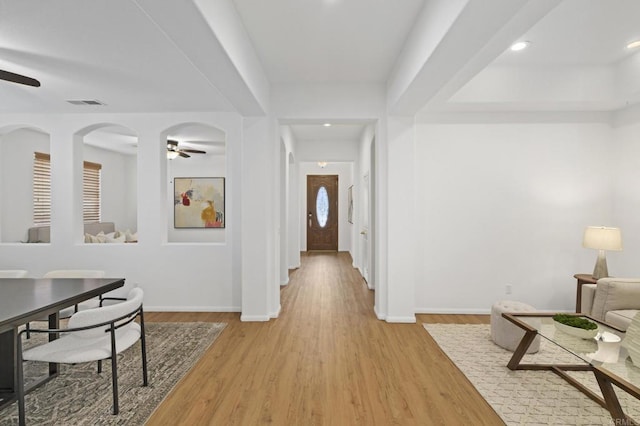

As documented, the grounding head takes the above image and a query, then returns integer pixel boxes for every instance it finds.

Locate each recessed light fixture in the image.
[323,123,332,127]
[510,41,530,52]
[627,40,640,49]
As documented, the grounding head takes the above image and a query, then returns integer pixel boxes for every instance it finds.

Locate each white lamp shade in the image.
[582,226,623,251]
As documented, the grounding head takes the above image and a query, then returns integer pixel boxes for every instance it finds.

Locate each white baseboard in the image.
[146,305,241,312]
[280,277,289,286]
[386,315,417,324]
[374,305,385,320]
[240,314,271,322]
[270,304,281,319]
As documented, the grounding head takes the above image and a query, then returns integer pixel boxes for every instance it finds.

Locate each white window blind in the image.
[33,152,51,226]
[83,161,101,223]
[32,153,102,225]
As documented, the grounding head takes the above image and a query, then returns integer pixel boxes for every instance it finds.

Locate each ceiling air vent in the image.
[66,99,106,106]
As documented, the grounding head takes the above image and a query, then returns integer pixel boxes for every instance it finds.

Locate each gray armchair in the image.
[581,277,640,330]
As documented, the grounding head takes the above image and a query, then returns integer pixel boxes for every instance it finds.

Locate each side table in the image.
[573,273,597,313]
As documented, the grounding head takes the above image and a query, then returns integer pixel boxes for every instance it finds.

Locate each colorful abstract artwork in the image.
[174,177,225,228]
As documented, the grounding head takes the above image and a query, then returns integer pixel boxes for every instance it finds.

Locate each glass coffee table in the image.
[503,312,640,424]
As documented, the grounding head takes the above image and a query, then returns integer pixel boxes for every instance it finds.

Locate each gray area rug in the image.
[423,323,640,425]
[0,322,226,425]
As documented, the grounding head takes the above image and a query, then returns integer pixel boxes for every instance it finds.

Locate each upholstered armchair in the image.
[581,277,640,330]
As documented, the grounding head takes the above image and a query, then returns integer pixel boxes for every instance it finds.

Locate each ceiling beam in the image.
[387,0,561,116]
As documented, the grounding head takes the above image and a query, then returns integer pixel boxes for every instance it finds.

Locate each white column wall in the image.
[386,117,416,323]
[241,117,276,320]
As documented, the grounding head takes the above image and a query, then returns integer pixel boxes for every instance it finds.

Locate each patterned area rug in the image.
[423,323,640,425]
[0,322,226,425]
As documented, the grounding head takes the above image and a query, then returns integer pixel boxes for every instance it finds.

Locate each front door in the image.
[307,175,338,251]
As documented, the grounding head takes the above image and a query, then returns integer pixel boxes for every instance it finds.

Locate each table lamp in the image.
[582,226,622,279]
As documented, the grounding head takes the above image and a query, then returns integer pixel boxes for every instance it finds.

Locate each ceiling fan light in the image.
[510,41,530,51]
[627,40,640,49]
[167,150,179,160]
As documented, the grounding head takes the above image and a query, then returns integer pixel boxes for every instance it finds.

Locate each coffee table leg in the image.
[507,329,538,370]
[594,368,627,423]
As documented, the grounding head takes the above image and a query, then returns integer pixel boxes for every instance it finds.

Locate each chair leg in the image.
[109,327,119,415]
[97,359,102,373]
[139,308,148,386]
[17,332,26,426]
[25,323,30,340]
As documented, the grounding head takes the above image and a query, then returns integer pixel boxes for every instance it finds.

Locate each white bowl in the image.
[553,320,599,339]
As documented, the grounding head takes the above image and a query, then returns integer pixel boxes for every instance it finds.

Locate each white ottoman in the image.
[490,300,540,353]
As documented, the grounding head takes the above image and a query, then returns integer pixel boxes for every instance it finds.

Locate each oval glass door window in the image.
[316,186,329,228]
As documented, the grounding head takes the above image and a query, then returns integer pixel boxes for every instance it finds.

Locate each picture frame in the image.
[174,177,225,228]
[348,185,354,224]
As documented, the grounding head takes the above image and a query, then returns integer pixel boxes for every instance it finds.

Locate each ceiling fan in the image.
[167,139,206,159]
[0,69,40,87]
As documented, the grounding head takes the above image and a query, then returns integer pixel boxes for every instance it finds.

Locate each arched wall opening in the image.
[161,122,227,243]
[0,124,50,243]
[75,123,139,244]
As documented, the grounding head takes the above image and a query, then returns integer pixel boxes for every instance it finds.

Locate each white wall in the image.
[413,118,614,313]
[0,112,243,313]
[355,124,375,283]
[299,162,354,254]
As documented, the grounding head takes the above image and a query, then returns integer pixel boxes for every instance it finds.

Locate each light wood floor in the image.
[146,252,503,425]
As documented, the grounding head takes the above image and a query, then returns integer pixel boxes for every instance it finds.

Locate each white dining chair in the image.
[0,270,28,278]
[43,270,106,317]
[16,288,148,425]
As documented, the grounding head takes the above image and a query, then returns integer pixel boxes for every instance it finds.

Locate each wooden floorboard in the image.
[145,252,503,425]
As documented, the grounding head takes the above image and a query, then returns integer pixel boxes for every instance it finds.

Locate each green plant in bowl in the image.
[552,314,598,339]
[552,314,598,330]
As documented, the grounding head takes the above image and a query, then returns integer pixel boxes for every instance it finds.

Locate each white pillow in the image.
[105,233,126,243]
[84,233,103,243]
[95,231,107,243]
[124,229,138,242]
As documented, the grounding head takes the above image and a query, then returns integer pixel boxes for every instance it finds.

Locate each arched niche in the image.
[161,122,226,243]
[0,124,50,243]
[76,123,138,244]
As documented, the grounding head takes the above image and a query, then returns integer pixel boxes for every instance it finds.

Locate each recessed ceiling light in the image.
[627,40,640,49]
[323,123,332,127]
[510,41,530,52]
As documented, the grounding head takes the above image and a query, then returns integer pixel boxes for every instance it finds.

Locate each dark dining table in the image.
[0,277,125,411]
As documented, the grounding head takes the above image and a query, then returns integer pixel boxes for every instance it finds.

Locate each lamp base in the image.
[592,249,609,280]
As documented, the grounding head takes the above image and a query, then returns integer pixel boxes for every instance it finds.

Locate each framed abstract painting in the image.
[174,177,225,228]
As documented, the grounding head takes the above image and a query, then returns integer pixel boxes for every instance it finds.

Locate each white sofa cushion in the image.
[591,278,640,322]
[605,309,638,330]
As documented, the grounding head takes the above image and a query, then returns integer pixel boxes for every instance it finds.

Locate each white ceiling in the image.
[493,0,640,67]
[2,0,640,143]
[231,0,425,83]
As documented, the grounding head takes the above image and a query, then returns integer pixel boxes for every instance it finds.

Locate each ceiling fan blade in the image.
[178,152,191,158]
[0,69,40,87]
[180,149,206,154]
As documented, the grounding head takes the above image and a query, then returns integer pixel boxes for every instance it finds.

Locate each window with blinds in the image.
[32,153,102,225]
[83,161,101,223]
[33,152,51,226]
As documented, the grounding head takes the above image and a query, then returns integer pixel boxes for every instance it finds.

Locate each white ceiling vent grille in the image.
[66,99,106,106]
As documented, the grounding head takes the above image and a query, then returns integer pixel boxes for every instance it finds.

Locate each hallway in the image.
[147,252,502,425]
